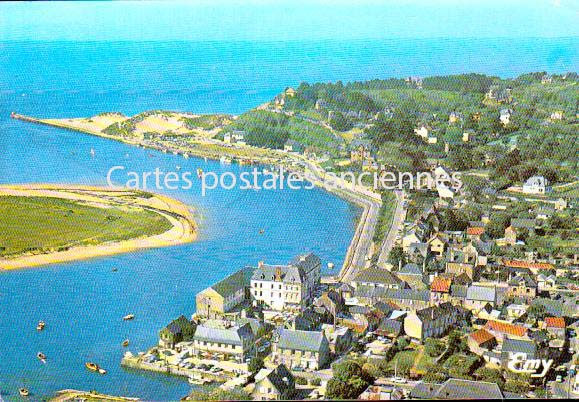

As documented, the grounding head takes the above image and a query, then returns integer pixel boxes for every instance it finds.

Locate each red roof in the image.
[466,227,485,236]
[503,259,555,270]
[469,329,496,345]
[431,277,452,293]
[545,317,565,329]
[485,320,528,338]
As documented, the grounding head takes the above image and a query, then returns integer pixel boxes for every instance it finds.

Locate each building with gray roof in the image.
[272,329,329,370]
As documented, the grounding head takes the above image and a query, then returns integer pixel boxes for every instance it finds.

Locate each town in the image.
[15,72,578,400]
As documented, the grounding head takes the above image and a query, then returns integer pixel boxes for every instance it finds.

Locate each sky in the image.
[0,0,578,41]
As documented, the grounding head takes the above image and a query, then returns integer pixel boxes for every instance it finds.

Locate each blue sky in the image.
[1,0,578,41]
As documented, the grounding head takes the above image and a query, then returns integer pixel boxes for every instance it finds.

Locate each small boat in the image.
[259,229,265,234]
[122,339,130,347]
[197,168,203,178]
[36,321,45,331]
[85,362,98,372]
[98,367,107,375]
[90,148,95,157]
[123,314,135,321]
[327,262,335,269]
[112,267,118,272]
[176,165,181,170]
[19,388,29,397]
[37,352,46,362]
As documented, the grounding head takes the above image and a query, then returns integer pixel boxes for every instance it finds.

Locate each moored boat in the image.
[36,320,45,331]
[19,388,29,397]
[123,314,135,321]
[122,339,130,347]
[37,352,46,362]
[85,362,98,372]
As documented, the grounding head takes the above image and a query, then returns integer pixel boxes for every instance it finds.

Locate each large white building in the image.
[523,175,551,195]
[251,253,321,312]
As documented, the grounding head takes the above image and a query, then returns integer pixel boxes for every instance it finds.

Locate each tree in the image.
[474,367,505,387]
[425,339,446,357]
[248,356,264,374]
[326,360,375,399]
[389,246,407,269]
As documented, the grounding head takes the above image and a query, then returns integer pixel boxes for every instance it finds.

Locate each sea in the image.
[0,38,576,400]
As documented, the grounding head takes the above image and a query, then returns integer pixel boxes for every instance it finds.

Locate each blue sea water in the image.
[0,38,577,400]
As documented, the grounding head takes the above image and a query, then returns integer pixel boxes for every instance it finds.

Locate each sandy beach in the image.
[0,184,197,270]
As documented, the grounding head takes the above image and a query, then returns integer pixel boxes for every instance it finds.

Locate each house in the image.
[464,285,499,311]
[414,125,431,139]
[430,276,452,305]
[506,303,529,319]
[403,302,460,342]
[466,227,485,241]
[252,364,295,400]
[428,234,448,257]
[468,328,497,355]
[544,316,566,339]
[285,87,297,97]
[251,254,321,312]
[499,109,513,125]
[359,384,397,400]
[223,130,247,145]
[550,111,564,120]
[321,324,353,354]
[403,231,424,252]
[397,263,428,290]
[484,320,528,343]
[158,315,197,349]
[272,329,330,370]
[351,266,405,290]
[537,273,557,291]
[504,225,517,246]
[350,139,375,165]
[446,261,477,281]
[283,139,305,153]
[353,286,430,311]
[523,175,551,195]
[554,198,567,211]
[501,337,537,368]
[196,266,254,318]
[188,323,255,362]
[507,273,537,301]
[411,378,509,399]
[502,259,556,275]
[376,318,404,338]
[535,205,555,220]
[448,112,463,124]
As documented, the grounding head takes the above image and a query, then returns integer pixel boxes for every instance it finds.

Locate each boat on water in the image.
[85,362,106,374]
[19,388,29,397]
[122,339,130,347]
[37,352,46,362]
[327,262,335,269]
[90,148,95,157]
[176,165,181,170]
[36,320,45,331]
[112,267,118,272]
[259,229,265,234]
[123,314,135,321]
[197,168,203,178]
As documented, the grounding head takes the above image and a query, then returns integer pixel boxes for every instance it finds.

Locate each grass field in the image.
[0,195,172,257]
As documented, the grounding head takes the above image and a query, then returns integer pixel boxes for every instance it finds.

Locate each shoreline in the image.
[0,184,197,270]
[11,113,386,280]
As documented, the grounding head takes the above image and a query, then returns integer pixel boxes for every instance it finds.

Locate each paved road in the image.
[377,190,406,268]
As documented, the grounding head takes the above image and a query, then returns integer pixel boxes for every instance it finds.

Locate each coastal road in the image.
[291,155,382,283]
[377,190,407,268]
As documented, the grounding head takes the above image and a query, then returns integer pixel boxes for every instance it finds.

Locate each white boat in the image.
[327,262,335,269]
[90,148,95,157]
[123,314,135,321]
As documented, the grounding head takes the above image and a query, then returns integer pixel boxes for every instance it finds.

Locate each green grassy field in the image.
[0,195,172,257]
